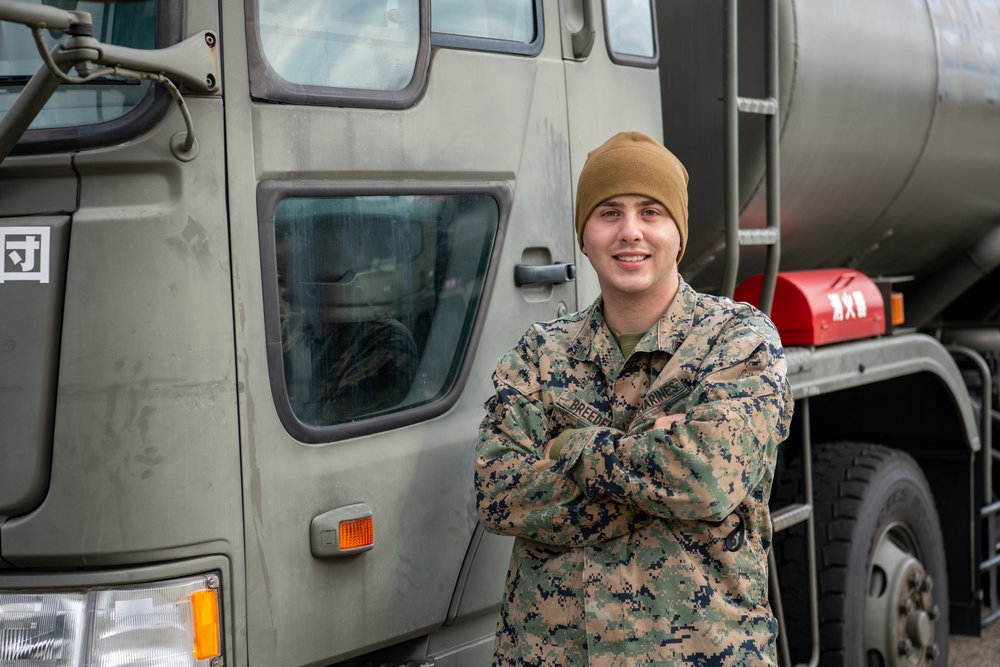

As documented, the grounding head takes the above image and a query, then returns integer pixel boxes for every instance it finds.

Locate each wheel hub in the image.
[864,526,941,666]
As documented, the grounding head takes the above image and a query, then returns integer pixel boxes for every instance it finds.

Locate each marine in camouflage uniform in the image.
[475,132,794,666]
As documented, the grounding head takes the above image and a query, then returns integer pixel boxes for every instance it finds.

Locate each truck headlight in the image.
[0,573,221,666]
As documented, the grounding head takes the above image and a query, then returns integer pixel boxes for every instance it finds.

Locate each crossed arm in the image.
[474,323,793,546]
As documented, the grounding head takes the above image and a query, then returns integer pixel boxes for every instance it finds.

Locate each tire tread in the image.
[772,442,948,665]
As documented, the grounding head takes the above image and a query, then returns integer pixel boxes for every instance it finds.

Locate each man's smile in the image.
[613,252,650,263]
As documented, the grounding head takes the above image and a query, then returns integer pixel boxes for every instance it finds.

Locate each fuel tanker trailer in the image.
[657,0,1000,664]
[1,1,1000,667]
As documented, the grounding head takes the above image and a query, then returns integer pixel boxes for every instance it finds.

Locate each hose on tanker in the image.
[906,224,1000,328]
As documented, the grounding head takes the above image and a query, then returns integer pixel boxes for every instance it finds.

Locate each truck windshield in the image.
[0,0,156,130]
[258,0,419,92]
[431,0,536,43]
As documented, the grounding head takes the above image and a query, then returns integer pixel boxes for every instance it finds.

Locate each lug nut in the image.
[926,643,940,660]
[921,575,934,593]
[900,598,915,614]
[928,605,941,620]
[899,638,914,657]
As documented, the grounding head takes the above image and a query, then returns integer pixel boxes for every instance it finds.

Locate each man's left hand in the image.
[653,414,684,431]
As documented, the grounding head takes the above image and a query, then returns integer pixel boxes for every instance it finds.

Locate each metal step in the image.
[738,228,779,246]
[772,502,812,532]
[737,96,778,115]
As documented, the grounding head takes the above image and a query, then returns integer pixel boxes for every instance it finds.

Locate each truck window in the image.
[605,0,657,66]
[264,189,500,439]
[0,0,156,131]
[431,0,539,48]
[251,0,428,107]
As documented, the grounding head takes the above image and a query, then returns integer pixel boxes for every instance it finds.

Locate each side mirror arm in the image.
[0,0,220,164]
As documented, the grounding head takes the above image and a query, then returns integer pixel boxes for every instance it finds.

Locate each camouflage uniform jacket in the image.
[476,279,793,666]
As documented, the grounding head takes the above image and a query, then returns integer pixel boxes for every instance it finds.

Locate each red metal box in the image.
[734,269,886,346]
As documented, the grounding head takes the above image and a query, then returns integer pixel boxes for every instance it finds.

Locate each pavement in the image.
[949,616,1000,666]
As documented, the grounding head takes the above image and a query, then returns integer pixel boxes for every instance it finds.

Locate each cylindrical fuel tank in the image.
[658,0,1000,300]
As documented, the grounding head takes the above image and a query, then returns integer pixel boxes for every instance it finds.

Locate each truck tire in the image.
[772,442,949,666]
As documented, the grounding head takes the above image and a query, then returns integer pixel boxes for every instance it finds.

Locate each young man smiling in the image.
[476,131,794,666]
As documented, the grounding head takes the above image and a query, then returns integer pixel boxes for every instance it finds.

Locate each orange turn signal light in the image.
[339,516,374,550]
[891,292,905,327]
[191,589,221,660]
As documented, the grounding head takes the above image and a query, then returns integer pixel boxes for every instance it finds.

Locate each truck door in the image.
[0,0,241,578]
[559,0,665,303]
[223,1,576,664]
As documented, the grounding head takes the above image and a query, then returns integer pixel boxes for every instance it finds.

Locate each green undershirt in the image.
[610,327,645,359]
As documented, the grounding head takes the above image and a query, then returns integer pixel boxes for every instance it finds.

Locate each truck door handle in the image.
[514,262,576,287]
[572,0,596,58]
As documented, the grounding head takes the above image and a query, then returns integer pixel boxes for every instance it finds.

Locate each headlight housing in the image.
[0,573,221,667]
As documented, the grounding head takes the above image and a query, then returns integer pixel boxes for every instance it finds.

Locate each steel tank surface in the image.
[658,0,1000,309]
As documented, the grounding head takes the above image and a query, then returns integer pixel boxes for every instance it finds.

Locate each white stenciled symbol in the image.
[828,290,869,321]
[841,292,856,319]
[853,290,867,318]
[828,293,844,322]
[1,227,51,283]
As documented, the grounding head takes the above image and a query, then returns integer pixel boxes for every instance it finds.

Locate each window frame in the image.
[245,0,432,109]
[7,0,181,157]
[257,179,511,444]
[429,0,543,56]
[603,0,659,69]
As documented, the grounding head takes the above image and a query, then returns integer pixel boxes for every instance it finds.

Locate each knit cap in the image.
[575,131,689,260]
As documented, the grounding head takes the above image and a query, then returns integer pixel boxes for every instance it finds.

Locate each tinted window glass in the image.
[606,0,655,58]
[0,0,156,130]
[257,0,420,91]
[432,0,535,43]
[274,194,498,427]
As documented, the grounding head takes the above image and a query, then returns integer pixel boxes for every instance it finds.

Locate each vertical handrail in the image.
[759,0,781,315]
[985,501,1000,626]
[799,397,821,667]
[950,346,1000,628]
[720,0,782,317]
[768,547,793,666]
[722,0,740,299]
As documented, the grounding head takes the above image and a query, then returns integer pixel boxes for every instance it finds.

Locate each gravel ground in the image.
[949,616,1000,666]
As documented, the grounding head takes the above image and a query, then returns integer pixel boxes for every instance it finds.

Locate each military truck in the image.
[1,1,999,666]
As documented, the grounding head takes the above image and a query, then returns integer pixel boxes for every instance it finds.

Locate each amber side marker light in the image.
[191,589,221,660]
[891,292,905,327]
[340,516,375,550]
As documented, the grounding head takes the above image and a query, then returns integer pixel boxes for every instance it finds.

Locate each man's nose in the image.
[618,211,642,241]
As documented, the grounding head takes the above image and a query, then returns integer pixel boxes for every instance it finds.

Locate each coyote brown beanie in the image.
[575,131,689,260]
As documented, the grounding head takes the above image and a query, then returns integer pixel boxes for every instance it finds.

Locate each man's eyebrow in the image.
[596,198,662,207]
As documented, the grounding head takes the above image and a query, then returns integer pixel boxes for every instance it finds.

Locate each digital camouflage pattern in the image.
[476,279,793,666]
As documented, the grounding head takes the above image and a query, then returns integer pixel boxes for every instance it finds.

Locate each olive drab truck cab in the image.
[1,1,999,667]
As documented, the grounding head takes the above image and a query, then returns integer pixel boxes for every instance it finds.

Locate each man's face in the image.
[581,194,681,309]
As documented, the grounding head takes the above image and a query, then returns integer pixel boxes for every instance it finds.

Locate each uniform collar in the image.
[568,277,696,377]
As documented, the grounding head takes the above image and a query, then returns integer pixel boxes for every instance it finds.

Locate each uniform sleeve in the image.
[560,320,793,522]
[475,331,650,546]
